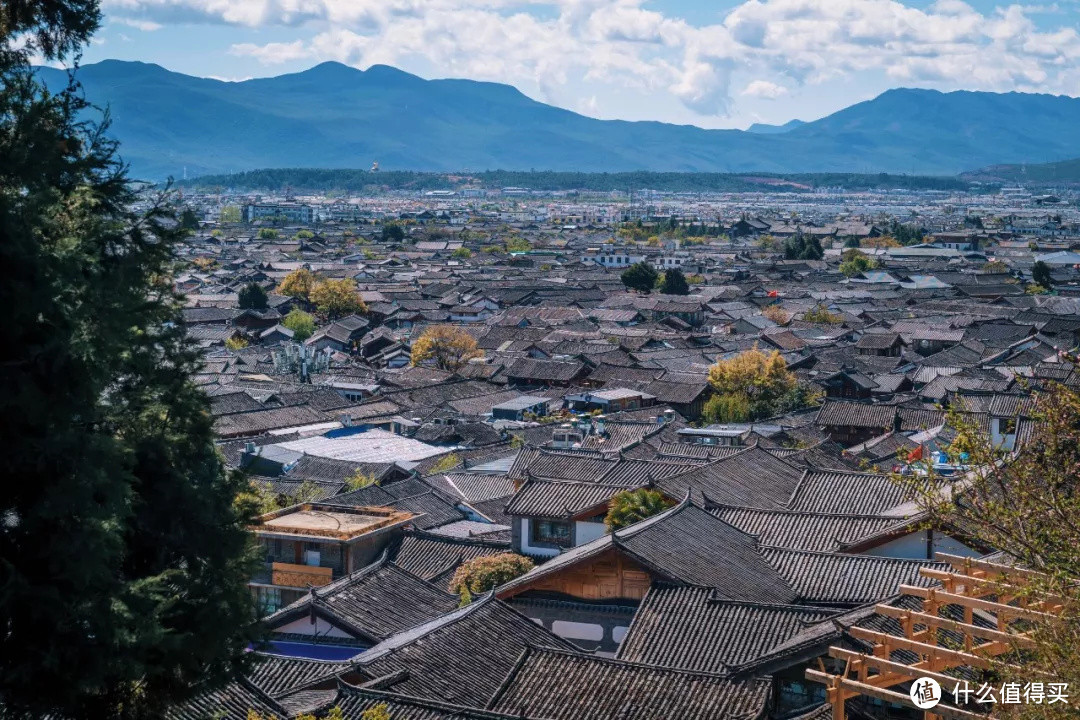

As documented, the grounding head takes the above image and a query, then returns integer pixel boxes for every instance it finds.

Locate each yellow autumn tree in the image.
[410,325,483,371]
[863,235,901,249]
[310,278,366,319]
[761,304,791,325]
[705,346,803,422]
[277,268,316,300]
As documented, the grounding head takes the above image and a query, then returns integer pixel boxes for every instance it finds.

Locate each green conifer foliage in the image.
[0,5,261,716]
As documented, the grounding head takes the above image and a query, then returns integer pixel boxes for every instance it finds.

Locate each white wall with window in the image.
[518,518,567,558]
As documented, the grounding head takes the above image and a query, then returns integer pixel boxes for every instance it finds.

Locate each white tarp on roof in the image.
[276,428,450,463]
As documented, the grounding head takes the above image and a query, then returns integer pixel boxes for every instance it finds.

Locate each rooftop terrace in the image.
[253,503,416,541]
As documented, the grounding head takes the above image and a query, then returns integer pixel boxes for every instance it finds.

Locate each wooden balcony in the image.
[270,561,334,589]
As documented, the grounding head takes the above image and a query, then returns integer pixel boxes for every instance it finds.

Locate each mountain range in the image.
[746,119,806,134]
[962,157,1080,186]
[37,60,1080,180]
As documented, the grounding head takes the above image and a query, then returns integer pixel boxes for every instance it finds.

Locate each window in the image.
[254,586,281,614]
[532,518,572,547]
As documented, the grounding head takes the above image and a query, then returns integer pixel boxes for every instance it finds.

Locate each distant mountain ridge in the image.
[962,157,1080,186]
[36,60,1080,180]
[746,119,806,134]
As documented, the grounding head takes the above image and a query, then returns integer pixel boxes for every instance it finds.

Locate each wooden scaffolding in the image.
[805,552,1069,720]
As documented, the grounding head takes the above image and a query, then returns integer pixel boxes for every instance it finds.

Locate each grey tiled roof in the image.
[487,646,772,720]
[166,678,286,720]
[334,686,539,720]
[504,479,632,518]
[655,445,805,507]
[499,500,797,605]
[263,556,458,642]
[709,504,906,552]
[616,584,839,672]
[815,401,897,429]
[350,594,577,707]
[786,469,911,515]
[507,446,615,482]
[388,529,511,584]
[760,546,945,605]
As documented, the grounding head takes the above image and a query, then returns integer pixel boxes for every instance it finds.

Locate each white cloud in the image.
[107,0,1080,120]
[230,40,310,64]
[112,16,162,31]
[742,79,789,98]
[718,0,1080,91]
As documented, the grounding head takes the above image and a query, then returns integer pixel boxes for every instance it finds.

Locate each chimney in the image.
[341,413,352,427]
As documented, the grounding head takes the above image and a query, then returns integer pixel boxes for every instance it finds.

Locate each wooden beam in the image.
[899,585,1055,621]
[805,670,988,720]
[828,647,961,690]
[847,627,1004,671]
[873,605,1036,649]
[933,552,1047,582]
[919,569,1071,610]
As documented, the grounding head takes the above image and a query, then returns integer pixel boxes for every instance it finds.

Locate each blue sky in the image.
[86,0,1080,129]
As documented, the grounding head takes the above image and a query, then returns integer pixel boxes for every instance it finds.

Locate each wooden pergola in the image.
[805,552,1069,720]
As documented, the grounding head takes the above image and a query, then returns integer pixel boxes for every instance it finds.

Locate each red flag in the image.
[908,445,923,462]
[767,290,778,298]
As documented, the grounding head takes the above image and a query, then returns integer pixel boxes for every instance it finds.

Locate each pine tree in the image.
[1032,260,1053,289]
[238,282,269,309]
[381,223,405,243]
[659,267,690,295]
[0,6,260,717]
[621,261,658,293]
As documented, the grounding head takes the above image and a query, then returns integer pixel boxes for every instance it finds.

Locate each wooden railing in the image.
[271,562,334,588]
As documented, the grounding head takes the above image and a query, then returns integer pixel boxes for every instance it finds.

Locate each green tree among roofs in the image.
[605,488,675,531]
[621,261,659,293]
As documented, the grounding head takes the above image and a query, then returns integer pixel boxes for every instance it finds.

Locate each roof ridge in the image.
[404,527,510,548]
[516,644,762,681]
[758,544,952,564]
[337,684,527,720]
[237,676,293,716]
[247,650,356,666]
[709,503,907,521]
[353,590,499,665]
[699,592,845,614]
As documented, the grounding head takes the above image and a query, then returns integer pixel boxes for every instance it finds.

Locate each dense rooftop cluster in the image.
[171,188,1080,719]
